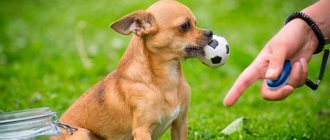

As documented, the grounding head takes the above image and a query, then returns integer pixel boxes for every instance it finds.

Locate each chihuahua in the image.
[59,0,213,139]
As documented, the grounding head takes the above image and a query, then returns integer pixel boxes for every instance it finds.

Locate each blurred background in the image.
[0,0,329,139]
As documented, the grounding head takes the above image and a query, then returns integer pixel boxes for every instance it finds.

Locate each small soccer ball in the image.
[198,35,230,68]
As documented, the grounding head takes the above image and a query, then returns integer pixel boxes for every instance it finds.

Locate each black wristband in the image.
[285,12,325,54]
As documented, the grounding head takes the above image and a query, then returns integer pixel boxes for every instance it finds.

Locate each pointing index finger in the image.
[223,62,265,107]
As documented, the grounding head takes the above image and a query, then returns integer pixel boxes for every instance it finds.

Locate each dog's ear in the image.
[110,10,158,36]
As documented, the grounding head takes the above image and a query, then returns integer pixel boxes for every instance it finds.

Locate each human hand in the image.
[223,19,318,107]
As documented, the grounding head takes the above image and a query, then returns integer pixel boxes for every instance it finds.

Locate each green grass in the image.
[1,0,329,139]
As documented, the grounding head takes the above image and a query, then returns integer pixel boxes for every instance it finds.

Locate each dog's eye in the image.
[180,22,191,32]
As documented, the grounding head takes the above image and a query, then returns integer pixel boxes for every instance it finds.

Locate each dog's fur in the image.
[59,0,212,139]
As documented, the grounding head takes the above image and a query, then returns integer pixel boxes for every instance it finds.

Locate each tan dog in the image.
[60,0,213,139]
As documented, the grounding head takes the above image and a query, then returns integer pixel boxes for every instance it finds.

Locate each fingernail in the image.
[266,69,275,78]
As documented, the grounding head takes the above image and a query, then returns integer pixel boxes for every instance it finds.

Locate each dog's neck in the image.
[117,36,182,89]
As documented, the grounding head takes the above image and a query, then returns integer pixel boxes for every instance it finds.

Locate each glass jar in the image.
[0,107,64,140]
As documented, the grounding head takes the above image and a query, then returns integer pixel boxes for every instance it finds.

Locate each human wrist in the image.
[289,18,318,53]
[302,13,329,44]
[286,12,325,54]
[298,19,318,52]
[302,0,330,44]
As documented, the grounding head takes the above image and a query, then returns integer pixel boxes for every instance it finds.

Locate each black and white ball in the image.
[198,35,230,68]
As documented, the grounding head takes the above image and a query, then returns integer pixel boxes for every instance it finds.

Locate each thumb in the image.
[265,48,287,80]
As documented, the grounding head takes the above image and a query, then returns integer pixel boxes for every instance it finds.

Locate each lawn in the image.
[0,0,329,139]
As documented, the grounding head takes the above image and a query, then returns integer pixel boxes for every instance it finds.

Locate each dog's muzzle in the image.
[184,46,205,58]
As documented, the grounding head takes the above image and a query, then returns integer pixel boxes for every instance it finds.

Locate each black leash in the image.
[305,49,329,90]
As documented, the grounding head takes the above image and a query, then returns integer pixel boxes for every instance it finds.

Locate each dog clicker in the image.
[266,60,292,90]
[267,49,329,90]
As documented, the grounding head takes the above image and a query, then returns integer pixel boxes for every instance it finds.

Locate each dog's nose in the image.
[204,30,213,37]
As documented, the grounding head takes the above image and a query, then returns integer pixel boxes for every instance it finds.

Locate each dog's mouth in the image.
[184,45,205,58]
[183,35,212,59]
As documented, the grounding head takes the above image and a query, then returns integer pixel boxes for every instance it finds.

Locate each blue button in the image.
[266,60,291,90]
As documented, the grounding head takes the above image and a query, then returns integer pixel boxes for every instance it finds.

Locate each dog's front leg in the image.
[132,110,153,140]
[171,110,188,140]
[132,126,152,140]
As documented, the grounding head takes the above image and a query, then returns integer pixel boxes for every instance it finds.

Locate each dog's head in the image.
[110,0,212,61]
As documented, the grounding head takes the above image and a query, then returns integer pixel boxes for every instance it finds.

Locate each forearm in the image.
[302,0,330,44]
